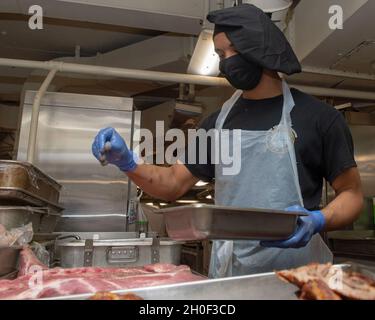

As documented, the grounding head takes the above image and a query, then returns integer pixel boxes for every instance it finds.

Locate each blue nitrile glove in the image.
[92,127,138,172]
[260,205,325,249]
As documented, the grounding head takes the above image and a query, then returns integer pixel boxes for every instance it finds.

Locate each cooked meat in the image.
[90,292,143,300]
[277,263,335,287]
[334,272,375,300]
[300,280,341,300]
[120,293,144,300]
[277,263,375,300]
[89,292,123,300]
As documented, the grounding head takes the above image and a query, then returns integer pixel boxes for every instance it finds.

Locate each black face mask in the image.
[219,54,263,90]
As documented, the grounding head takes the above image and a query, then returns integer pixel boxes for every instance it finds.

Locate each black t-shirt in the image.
[184,88,356,210]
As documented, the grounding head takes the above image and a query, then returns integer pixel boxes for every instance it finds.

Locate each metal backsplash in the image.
[350,125,375,198]
[17,91,140,231]
[324,112,375,230]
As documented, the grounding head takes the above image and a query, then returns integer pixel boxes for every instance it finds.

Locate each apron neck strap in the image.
[214,81,303,207]
[215,81,296,130]
[280,80,295,126]
[215,90,242,130]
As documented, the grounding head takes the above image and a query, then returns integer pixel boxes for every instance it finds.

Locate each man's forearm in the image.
[126,163,196,202]
[322,188,363,231]
[126,164,177,201]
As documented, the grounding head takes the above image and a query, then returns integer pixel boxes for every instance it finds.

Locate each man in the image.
[92,4,363,277]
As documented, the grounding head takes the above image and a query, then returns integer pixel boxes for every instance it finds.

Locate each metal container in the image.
[58,238,184,268]
[38,211,61,233]
[0,246,21,277]
[0,188,63,212]
[157,204,306,241]
[0,206,61,233]
[0,161,62,211]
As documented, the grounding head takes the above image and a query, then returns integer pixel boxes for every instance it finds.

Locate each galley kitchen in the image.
[0,0,374,302]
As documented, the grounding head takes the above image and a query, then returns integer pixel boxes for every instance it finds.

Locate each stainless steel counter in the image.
[42,271,299,300]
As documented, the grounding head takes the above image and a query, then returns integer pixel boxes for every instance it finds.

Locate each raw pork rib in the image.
[18,247,49,276]
[0,247,205,300]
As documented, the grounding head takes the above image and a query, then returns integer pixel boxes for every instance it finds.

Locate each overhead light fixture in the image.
[206,195,212,199]
[243,0,293,12]
[176,200,199,204]
[146,202,154,206]
[187,29,220,76]
[335,103,352,110]
[195,180,209,187]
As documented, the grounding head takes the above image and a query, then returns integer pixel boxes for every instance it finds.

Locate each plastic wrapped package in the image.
[30,241,50,266]
[0,223,33,246]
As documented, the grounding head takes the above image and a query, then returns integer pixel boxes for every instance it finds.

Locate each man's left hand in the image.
[260,205,325,248]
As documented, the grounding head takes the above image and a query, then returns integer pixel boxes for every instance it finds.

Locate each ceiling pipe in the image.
[292,84,375,101]
[0,58,228,87]
[0,58,375,100]
[302,66,375,81]
[27,69,58,164]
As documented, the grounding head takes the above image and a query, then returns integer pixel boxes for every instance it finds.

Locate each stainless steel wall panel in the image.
[17,91,139,226]
[350,125,375,198]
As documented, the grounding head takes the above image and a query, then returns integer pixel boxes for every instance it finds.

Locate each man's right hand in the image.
[92,127,138,172]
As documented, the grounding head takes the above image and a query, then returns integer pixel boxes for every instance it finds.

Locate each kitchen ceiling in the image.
[1,0,375,105]
[299,1,375,73]
[0,11,167,103]
[0,13,162,61]
[289,0,375,91]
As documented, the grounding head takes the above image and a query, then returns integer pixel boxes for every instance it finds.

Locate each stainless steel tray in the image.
[0,206,42,231]
[0,206,61,233]
[42,271,299,300]
[0,188,63,212]
[0,246,21,277]
[0,160,61,205]
[157,204,307,241]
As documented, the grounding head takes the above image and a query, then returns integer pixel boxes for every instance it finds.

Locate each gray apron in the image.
[209,81,332,278]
